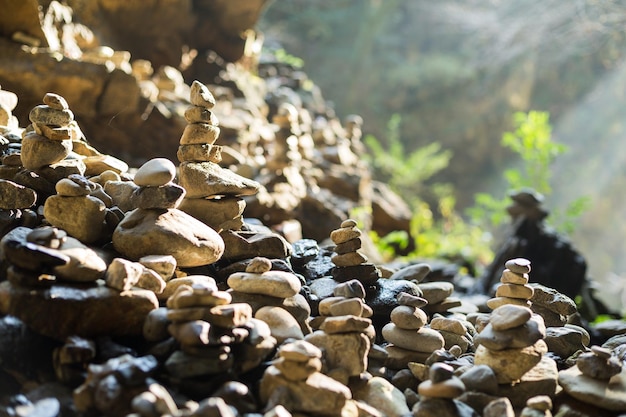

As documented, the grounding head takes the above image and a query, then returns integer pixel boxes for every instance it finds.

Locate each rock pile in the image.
[474,303,547,384]
[413,362,478,417]
[305,279,374,384]
[178,80,258,232]
[486,258,534,310]
[330,219,381,288]
[113,157,225,268]
[382,291,445,368]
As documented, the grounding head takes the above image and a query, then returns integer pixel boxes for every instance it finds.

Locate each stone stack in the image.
[413,362,478,417]
[305,279,374,384]
[113,158,225,268]
[382,291,445,368]
[177,80,260,232]
[228,256,309,342]
[267,102,302,171]
[259,339,354,416]
[43,174,110,243]
[20,93,83,178]
[558,345,626,412]
[330,219,381,288]
[474,304,547,384]
[164,281,277,380]
[430,315,473,353]
[486,258,534,310]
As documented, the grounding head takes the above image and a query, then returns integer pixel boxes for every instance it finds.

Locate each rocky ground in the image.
[1,2,626,417]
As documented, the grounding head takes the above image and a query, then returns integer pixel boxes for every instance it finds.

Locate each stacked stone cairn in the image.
[177,80,260,232]
[474,303,547,384]
[382,291,445,368]
[486,257,534,310]
[259,339,354,416]
[430,314,473,354]
[112,157,225,268]
[228,256,309,343]
[558,345,626,412]
[305,279,374,384]
[413,362,478,417]
[163,279,277,381]
[330,219,381,289]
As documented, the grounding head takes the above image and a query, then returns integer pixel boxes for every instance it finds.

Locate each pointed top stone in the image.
[190,80,216,108]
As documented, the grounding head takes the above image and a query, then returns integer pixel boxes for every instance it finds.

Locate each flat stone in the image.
[474,315,545,351]
[501,269,529,285]
[491,355,559,408]
[184,106,218,124]
[220,230,292,262]
[385,345,431,369]
[227,270,301,298]
[330,227,360,244]
[505,258,531,274]
[159,276,217,301]
[168,320,211,346]
[179,123,221,145]
[52,235,107,282]
[0,180,37,209]
[558,365,626,411]
[382,323,445,353]
[0,281,157,341]
[177,143,222,163]
[577,350,622,379]
[112,208,224,268]
[29,105,73,126]
[544,326,587,358]
[419,281,454,305]
[483,397,514,417]
[331,251,368,267]
[390,305,427,330]
[206,303,252,328]
[178,161,260,198]
[496,283,534,300]
[490,304,533,331]
[178,196,245,230]
[486,296,531,310]
[55,177,91,196]
[133,158,176,187]
[320,315,371,334]
[331,263,381,285]
[333,238,362,254]
[397,292,428,308]
[389,263,431,283]
[328,297,363,316]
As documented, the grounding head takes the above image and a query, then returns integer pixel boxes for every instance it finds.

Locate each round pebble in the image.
[430,362,454,383]
[526,395,552,411]
[505,258,531,274]
[340,218,358,228]
[134,158,176,186]
[591,345,612,359]
[397,292,428,308]
[55,178,91,196]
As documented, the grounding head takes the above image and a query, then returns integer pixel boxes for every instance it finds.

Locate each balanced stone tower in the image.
[486,258,534,310]
[177,80,260,232]
[330,219,381,289]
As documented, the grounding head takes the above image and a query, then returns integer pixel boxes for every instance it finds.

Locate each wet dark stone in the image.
[290,239,320,269]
